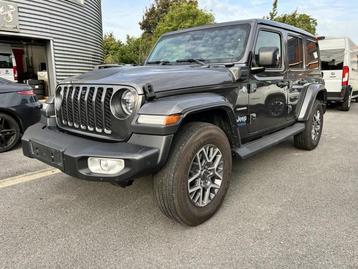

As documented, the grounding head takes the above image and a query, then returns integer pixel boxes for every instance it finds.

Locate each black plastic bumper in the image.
[22,123,170,187]
[327,86,351,102]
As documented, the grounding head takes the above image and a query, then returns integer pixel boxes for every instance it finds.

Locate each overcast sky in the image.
[102,0,358,44]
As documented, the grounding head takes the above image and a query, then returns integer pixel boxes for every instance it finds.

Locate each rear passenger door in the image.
[286,34,305,122]
[248,28,289,135]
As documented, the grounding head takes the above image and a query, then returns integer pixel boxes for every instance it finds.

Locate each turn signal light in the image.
[137,114,182,126]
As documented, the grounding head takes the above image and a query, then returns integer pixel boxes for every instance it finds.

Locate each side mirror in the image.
[258,47,280,68]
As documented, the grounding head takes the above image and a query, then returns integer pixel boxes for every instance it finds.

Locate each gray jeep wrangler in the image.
[22,19,327,226]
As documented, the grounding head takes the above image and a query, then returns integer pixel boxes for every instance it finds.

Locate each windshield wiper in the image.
[175,58,207,65]
[146,60,171,65]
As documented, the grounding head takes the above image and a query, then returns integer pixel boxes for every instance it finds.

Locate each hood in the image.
[0,81,32,94]
[61,65,235,93]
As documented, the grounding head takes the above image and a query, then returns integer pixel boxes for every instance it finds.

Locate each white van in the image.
[319,37,358,111]
[0,44,17,82]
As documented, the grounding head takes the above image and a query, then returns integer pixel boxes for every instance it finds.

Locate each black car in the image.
[23,19,327,226]
[0,78,42,152]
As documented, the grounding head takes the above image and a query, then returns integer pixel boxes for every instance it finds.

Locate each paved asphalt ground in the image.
[0,104,357,269]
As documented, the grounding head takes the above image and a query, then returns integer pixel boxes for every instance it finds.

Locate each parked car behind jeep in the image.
[22,19,326,226]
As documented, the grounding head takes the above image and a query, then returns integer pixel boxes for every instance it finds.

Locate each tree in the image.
[267,0,278,20]
[153,1,214,39]
[139,0,197,34]
[103,0,215,65]
[266,0,318,35]
[103,33,123,64]
[274,11,317,35]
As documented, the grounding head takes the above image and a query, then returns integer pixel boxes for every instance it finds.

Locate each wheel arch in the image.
[298,83,327,121]
[180,106,241,148]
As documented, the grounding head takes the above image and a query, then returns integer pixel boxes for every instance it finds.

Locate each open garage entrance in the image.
[0,35,55,99]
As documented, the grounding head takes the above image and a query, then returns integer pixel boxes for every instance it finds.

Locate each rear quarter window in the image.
[306,40,319,70]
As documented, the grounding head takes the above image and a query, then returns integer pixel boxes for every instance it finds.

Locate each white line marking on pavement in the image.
[0,168,61,189]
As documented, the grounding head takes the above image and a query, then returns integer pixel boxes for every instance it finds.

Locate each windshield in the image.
[147,24,251,64]
[321,49,344,70]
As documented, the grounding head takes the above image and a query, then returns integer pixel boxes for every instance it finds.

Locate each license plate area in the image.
[30,141,64,169]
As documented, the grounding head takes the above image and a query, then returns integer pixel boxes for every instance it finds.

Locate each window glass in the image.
[306,40,319,69]
[288,36,303,69]
[148,24,251,63]
[0,54,12,68]
[320,49,344,70]
[255,30,282,68]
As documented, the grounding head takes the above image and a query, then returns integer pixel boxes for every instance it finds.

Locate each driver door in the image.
[248,29,289,135]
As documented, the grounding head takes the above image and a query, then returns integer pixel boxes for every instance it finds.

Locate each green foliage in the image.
[266,0,278,20]
[103,0,214,65]
[153,1,214,39]
[139,0,197,34]
[103,33,123,64]
[266,0,318,35]
[274,11,318,35]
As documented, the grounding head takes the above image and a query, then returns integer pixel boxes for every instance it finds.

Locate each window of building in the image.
[306,40,319,70]
[288,36,303,69]
[255,30,282,69]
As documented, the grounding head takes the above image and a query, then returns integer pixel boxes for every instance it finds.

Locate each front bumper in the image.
[22,123,168,187]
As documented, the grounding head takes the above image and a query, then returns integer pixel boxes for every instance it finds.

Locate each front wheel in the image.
[294,100,324,150]
[154,122,232,226]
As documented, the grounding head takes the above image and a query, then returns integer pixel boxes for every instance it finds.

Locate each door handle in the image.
[276,81,289,88]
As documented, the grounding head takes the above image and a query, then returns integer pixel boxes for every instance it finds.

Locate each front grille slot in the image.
[57,85,115,136]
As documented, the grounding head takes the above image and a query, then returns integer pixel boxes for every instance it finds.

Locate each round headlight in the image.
[111,88,138,119]
[121,89,136,115]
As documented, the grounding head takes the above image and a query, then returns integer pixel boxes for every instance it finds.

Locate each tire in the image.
[339,89,352,111]
[0,113,21,153]
[294,100,324,150]
[154,122,232,226]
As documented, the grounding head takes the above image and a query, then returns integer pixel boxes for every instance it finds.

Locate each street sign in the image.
[0,1,19,32]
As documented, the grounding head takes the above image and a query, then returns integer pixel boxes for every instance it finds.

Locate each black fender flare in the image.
[131,92,239,142]
[298,83,327,122]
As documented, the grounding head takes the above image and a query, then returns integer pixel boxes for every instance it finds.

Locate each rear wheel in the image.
[154,122,232,226]
[294,100,324,150]
[340,89,352,111]
[0,113,20,153]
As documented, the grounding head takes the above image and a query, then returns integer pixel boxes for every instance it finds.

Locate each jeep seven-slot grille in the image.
[57,86,114,135]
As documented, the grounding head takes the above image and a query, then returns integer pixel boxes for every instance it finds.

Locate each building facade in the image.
[0,0,103,95]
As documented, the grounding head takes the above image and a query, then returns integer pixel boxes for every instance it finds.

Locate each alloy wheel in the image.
[0,116,18,150]
[187,144,224,207]
[311,110,322,141]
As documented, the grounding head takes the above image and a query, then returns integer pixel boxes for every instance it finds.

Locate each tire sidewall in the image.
[172,124,232,225]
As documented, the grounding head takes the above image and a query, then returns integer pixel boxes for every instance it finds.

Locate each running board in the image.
[235,123,305,159]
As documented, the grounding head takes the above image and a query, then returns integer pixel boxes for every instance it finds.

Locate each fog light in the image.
[88,157,125,175]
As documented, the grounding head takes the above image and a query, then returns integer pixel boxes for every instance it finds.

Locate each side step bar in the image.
[235,123,305,159]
